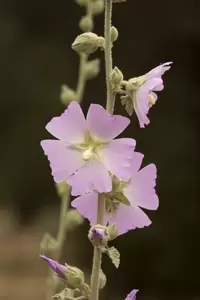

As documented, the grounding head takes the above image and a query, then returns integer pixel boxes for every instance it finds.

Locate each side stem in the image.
[90,194,105,300]
[104,0,114,114]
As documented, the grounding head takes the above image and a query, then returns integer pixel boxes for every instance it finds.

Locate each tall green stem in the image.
[90,194,105,300]
[76,53,87,103]
[104,0,114,114]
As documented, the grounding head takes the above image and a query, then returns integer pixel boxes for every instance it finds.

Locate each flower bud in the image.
[66,265,85,288]
[79,16,94,32]
[72,32,104,54]
[107,223,118,241]
[110,67,123,91]
[60,85,77,105]
[56,181,69,198]
[65,209,84,229]
[91,0,104,15]
[84,58,100,80]
[40,255,67,279]
[88,224,110,246]
[111,26,119,43]
[99,269,106,289]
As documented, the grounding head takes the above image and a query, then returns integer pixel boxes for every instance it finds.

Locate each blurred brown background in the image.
[0,0,199,300]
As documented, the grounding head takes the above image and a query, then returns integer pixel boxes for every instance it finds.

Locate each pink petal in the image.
[40,140,85,183]
[146,62,172,79]
[123,164,159,210]
[45,102,87,144]
[87,104,130,142]
[68,160,112,196]
[109,203,151,235]
[98,138,136,181]
[125,289,139,300]
[130,152,144,175]
[72,192,109,225]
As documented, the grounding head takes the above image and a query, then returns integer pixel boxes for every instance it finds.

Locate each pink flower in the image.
[125,289,139,300]
[72,152,159,235]
[125,62,172,128]
[41,102,135,196]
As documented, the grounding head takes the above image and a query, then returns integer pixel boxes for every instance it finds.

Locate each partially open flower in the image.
[125,289,139,300]
[41,101,135,196]
[88,224,109,246]
[72,152,159,236]
[121,62,172,127]
[40,255,67,279]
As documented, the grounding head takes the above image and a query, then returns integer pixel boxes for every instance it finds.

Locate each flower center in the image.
[82,147,94,161]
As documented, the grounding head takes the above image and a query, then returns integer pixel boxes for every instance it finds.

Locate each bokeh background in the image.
[0,0,198,299]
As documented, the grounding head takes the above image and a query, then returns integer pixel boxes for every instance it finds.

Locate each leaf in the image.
[107,246,120,268]
[40,233,58,252]
[53,288,74,300]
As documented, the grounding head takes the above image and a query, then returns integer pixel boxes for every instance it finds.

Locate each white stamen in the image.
[83,148,93,161]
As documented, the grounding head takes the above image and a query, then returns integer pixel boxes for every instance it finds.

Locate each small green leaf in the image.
[40,233,58,252]
[107,246,120,268]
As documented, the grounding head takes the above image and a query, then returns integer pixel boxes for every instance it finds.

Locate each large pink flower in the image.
[41,102,135,195]
[72,152,159,235]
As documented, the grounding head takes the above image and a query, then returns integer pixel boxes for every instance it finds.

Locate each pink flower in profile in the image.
[72,152,159,235]
[41,101,135,196]
[125,289,139,300]
[123,62,172,128]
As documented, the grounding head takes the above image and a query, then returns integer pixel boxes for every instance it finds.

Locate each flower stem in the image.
[76,53,88,103]
[90,194,105,300]
[104,0,114,114]
[46,187,70,300]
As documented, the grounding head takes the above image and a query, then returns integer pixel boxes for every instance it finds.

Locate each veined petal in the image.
[130,152,144,176]
[40,140,84,183]
[72,192,109,225]
[87,104,130,142]
[123,164,159,210]
[98,138,136,181]
[45,102,87,144]
[68,160,112,196]
[146,62,172,79]
[109,203,151,235]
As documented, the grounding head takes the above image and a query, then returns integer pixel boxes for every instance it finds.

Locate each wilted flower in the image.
[125,289,139,300]
[41,101,135,196]
[122,62,172,127]
[72,152,159,235]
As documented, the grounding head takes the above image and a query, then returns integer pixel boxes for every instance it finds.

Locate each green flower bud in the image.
[66,265,85,288]
[88,224,110,246]
[65,209,84,230]
[79,16,94,32]
[84,58,100,80]
[91,0,104,15]
[99,269,107,289]
[110,67,124,92]
[107,223,118,241]
[60,85,77,105]
[72,33,104,54]
[111,26,119,43]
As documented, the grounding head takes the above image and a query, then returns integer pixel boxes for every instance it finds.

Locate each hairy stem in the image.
[76,53,87,103]
[104,0,114,114]
[90,194,105,300]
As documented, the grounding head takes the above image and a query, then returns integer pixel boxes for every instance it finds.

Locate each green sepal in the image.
[106,246,120,268]
[53,288,75,300]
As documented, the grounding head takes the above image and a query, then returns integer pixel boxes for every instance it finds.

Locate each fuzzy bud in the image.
[88,224,110,246]
[91,0,104,15]
[79,16,94,32]
[72,32,104,54]
[66,265,85,288]
[60,85,77,105]
[84,58,100,80]
[111,26,119,43]
[40,255,67,279]
[110,67,124,91]
[56,181,69,198]
[65,209,84,230]
[99,269,107,289]
[107,224,118,240]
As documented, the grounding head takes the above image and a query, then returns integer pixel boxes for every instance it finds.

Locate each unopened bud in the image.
[84,58,100,80]
[99,269,107,289]
[65,209,84,229]
[88,224,110,246]
[60,85,77,105]
[66,265,85,288]
[40,255,67,279]
[79,16,94,32]
[72,32,104,54]
[110,67,124,91]
[56,181,69,198]
[91,0,104,15]
[111,26,119,43]
[107,224,118,240]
